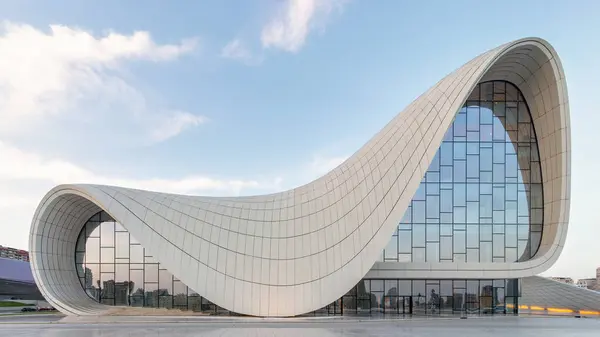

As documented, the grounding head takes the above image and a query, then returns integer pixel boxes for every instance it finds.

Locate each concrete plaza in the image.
[0,315,598,336]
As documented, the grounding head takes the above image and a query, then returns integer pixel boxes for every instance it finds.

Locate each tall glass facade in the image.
[378,81,543,263]
[74,81,537,315]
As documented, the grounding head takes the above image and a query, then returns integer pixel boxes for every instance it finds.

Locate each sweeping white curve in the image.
[29,37,570,317]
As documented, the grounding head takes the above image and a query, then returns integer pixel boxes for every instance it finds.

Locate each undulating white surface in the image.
[28,37,570,316]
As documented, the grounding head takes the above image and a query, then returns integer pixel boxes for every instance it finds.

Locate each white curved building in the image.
[29,37,570,317]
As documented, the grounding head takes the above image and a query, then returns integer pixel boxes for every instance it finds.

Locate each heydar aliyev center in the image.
[29,37,572,317]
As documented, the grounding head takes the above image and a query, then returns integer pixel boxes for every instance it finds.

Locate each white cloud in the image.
[261,0,346,52]
[221,39,263,66]
[221,39,252,60]
[0,140,283,249]
[0,21,202,143]
[148,111,208,142]
[0,140,278,196]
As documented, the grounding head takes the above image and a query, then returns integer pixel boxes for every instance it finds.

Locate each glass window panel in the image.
[453,184,466,206]
[493,234,505,257]
[385,280,398,295]
[453,160,466,182]
[467,142,479,155]
[480,242,492,262]
[480,225,492,241]
[115,232,130,259]
[413,248,425,262]
[85,237,100,263]
[467,106,480,131]
[453,207,466,223]
[466,155,479,178]
[384,236,398,260]
[145,264,159,283]
[441,142,453,165]
[101,247,114,262]
[412,280,426,297]
[480,124,493,141]
[159,269,173,294]
[426,242,439,262]
[115,264,129,282]
[426,195,439,219]
[453,231,466,254]
[371,280,383,292]
[493,116,506,141]
[493,142,505,164]
[130,245,144,264]
[480,195,492,218]
[466,225,479,248]
[480,148,492,171]
[493,187,505,210]
[466,201,479,224]
[441,166,452,182]
[467,248,479,262]
[100,221,115,247]
[466,184,479,202]
[427,172,440,183]
[506,225,517,248]
[413,225,425,247]
[454,142,466,160]
[399,231,411,253]
[399,281,411,296]
[426,224,439,242]
[440,236,453,259]
[480,103,493,124]
[454,113,466,137]
[101,263,114,273]
[413,201,425,223]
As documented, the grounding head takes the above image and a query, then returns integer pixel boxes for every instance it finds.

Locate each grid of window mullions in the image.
[382,81,543,264]
[333,278,519,315]
[75,213,227,313]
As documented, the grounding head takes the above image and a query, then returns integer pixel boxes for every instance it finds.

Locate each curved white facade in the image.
[29,37,570,317]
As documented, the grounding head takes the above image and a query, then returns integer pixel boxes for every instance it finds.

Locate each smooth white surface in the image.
[28,37,570,317]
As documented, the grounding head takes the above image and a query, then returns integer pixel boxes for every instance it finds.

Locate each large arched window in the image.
[380,81,543,263]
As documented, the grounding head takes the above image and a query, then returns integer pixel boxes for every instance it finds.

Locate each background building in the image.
[0,245,29,262]
[576,278,597,290]
[0,257,43,300]
[550,277,575,285]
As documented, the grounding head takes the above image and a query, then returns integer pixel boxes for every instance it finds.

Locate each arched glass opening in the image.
[74,211,230,313]
[380,81,543,263]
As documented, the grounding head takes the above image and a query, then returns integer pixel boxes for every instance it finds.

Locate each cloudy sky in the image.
[0,0,599,280]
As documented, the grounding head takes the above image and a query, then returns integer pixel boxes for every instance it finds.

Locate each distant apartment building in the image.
[550,277,575,285]
[0,245,29,262]
[576,278,597,290]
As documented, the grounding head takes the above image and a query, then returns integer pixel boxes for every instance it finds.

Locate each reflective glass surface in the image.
[75,211,230,313]
[380,81,543,263]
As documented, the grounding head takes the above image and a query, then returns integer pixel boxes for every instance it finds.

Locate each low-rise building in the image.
[0,245,29,262]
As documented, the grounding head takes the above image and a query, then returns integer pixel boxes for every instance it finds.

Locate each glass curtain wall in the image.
[380,81,543,263]
[75,211,230,314]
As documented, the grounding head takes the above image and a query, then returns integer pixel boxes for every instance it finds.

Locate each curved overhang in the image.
[29,37,570,317]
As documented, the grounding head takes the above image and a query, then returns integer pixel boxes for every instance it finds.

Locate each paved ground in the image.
[0,316,599,336]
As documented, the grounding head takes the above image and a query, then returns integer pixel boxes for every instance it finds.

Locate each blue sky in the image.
[0,0,598,280]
